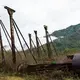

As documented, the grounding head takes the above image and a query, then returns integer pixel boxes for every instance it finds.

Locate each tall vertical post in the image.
[28,34,32,51]
[44,25,52,58]
[34,31,40,58]
[4,6,16,64]
[0,28,5,64]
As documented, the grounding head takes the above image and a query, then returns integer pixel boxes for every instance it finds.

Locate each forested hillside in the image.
[51,23,80,53]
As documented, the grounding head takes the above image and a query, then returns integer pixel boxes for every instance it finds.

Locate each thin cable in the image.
[37,37,46,54]
[12,18,37,64]
[31,39,36,49]
[0,20,22,59]
[47,31,58,55]
[0,20,11,48]
[13,21,27,58]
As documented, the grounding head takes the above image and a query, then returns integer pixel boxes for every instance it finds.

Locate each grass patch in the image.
[0,69,79,80]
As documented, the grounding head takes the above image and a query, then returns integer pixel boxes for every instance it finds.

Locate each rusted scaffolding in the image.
[0,6,75,74]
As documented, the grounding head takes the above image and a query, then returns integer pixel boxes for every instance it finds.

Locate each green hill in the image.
[51,23,80,53]
[51,23,80,37]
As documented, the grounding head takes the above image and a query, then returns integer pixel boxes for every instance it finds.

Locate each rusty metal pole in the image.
[0,28,5,64]
[28,34,32,50]
[34,30,40,58]
[44,25,52,58]
[28,33,34,55]
[4,6,16,64]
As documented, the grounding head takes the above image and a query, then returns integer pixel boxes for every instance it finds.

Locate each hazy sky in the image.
[0,0,80,49]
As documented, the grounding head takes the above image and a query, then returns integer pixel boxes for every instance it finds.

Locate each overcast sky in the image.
[0,0,80,49]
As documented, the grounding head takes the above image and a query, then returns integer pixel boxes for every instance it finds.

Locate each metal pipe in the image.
[28,34,33,51]
[44,25,52,58]
[4,6,16,64]
[34,30,41,58]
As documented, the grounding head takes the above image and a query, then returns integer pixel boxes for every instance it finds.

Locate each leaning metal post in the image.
[4,6,16,64]
[28,34,32,51]
[34,30,40,59]
[44,25,52,58]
